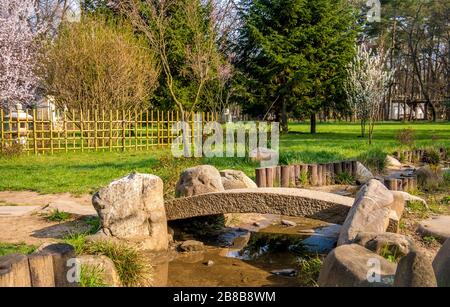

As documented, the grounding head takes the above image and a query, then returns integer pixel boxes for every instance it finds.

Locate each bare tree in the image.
[120,0,223,120]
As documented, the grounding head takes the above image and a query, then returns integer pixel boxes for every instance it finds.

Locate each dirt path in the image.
[0,191,95,246]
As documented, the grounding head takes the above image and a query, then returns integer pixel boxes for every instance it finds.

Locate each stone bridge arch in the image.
[165,188,355,225]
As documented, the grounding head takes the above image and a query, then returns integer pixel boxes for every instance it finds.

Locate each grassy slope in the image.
[0,122,448,195]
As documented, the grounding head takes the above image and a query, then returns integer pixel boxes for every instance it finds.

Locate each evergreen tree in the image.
[235,0,358,133]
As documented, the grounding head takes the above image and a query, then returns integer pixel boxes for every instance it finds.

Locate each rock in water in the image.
[270,269,298,277]
[355,162,374,184]
[394,250,437,287]
[318,244,396,287]
[220,170,257,190]
[175,165,224,197]
[338,179,394,246]
[92,173,168,251]
[433,238,450,287]
[179,240,205,252]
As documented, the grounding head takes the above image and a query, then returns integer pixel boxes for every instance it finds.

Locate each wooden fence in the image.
[255,161,358,188]
[0,109,219,155]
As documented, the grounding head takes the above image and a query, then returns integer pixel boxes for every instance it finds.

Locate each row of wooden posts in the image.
[255,160,358,188]
[392,147,447,163]
[385,177,417,192]
[0,244,75,287]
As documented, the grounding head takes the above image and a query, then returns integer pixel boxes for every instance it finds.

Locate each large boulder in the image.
[418,215,450,243]
[338,179,394,246]
[318,244,396,287]
[355,162,374,184]
[175,165,224,197]
[353,232,415,257]
[220,170,257,190]
[433,238,450,287]
[77,255,121,287]
[391,191,427,207]
[394,250,437,287]
[92,173,168,251]
[386,155,403,169]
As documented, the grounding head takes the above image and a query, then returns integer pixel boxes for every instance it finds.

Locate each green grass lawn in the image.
[0,122,448,196]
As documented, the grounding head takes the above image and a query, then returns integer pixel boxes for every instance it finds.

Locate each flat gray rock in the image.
[0,206,42,217]
[418,215,450,243]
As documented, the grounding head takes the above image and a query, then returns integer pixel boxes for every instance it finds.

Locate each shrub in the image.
[0,142,24,158]
[416,165,444,192]
[37,16,159,113]
[422,148,441,165]
[358,149,387,175]
[396,128,416,149]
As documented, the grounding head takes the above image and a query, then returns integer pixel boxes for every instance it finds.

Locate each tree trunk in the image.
[310,113,316,134]
[281,99,288,133]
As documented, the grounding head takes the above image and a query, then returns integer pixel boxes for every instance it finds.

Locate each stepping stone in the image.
[0,206,42,217]
[418,215,450,243]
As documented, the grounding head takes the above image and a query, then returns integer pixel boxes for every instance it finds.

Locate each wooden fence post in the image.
[255,168,266,188]
[281,166,290,188]
[266,167,274,188]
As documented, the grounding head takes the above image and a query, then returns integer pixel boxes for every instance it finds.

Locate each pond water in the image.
[150,215,341,287]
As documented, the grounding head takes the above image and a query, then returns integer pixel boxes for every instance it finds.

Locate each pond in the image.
[150,215,341,287]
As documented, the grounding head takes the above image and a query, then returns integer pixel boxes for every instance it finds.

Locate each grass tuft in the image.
[358,148,387,175]
[82,240,152,287]
[296,255,323,287]
[42,209,72,222]
[79,265,107,287]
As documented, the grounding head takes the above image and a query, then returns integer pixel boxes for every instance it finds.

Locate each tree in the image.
[361,0,450,121]
[37,16,159,112]
[234,0,358,133]
[121,0,224,118]
[0,0,65,109]
[344,45,394,144]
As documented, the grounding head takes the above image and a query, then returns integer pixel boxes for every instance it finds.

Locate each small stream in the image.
[150,215,341,287]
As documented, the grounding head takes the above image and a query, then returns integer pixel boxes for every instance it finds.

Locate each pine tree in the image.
[235,0,358,133]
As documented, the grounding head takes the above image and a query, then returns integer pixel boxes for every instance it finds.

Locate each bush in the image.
[416,165,444,192]
[422,148,441,165]
[0,142,24,158]
[37,16,159,112]
[396,128,416,149]
[358,149,387,175]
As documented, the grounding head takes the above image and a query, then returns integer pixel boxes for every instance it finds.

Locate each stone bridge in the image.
[165,188,356,225]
